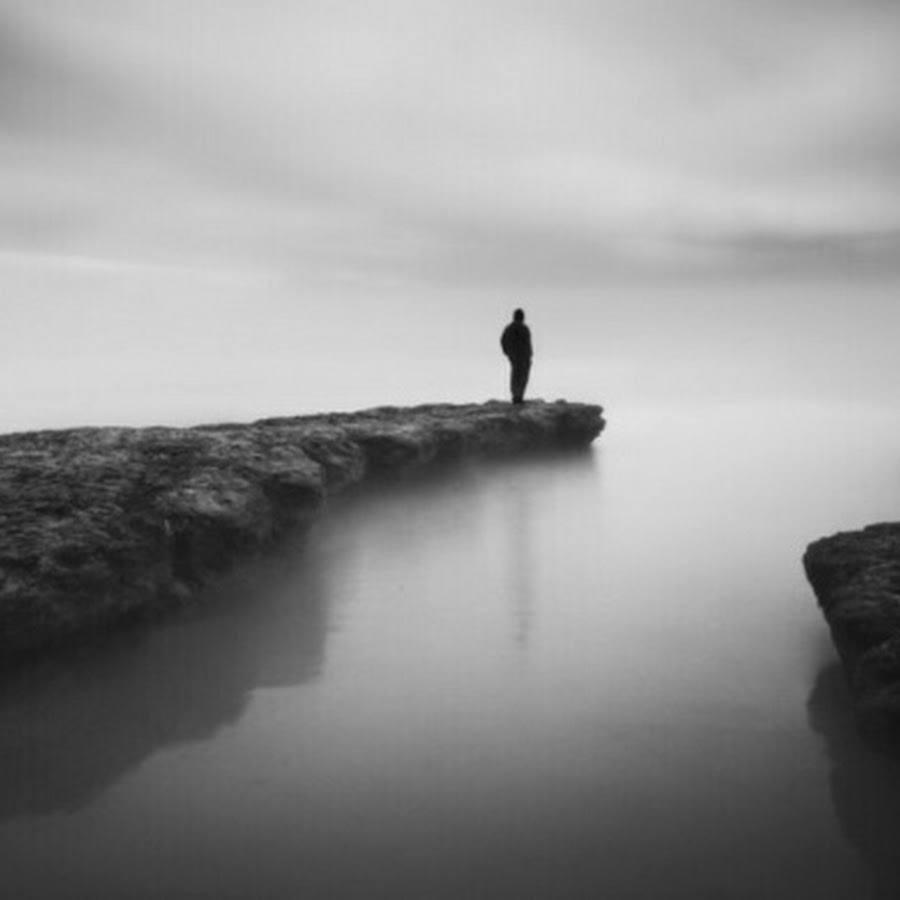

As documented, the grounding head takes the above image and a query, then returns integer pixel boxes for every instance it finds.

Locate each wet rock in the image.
[0,400,604,664]
[804,523,900,739]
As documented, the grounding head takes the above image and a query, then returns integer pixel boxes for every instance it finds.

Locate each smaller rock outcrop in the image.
[804,524,900,740]
[0,401,604,665]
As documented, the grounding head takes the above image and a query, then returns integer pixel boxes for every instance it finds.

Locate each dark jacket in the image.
[501,321,532,362]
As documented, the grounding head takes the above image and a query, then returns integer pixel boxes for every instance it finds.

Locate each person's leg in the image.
[511,358,531,403]
[520,359,531,401]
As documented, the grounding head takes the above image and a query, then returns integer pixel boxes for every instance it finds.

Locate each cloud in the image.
[1,0,899,285]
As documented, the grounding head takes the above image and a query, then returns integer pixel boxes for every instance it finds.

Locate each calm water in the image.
[3,399,900,898]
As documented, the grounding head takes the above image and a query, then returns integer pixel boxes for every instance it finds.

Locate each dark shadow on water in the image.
[340,444,599,499]
[0,536,331,821]
[808,663,900,899]
[0,446,600,823]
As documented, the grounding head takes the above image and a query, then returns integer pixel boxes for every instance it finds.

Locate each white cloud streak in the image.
[2,0,899,285]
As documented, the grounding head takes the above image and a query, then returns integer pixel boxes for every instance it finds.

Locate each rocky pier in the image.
[805,524,900,741]
[0,401,604,664]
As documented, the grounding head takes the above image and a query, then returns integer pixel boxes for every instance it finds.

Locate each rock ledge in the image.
[805,523,900,738]
[0,401,604,663]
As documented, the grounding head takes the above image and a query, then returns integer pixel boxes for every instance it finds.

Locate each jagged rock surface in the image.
[805,523,900,737]
[0,401,604,663]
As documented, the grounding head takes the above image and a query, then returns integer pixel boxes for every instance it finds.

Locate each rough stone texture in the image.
[804,523,900,738]
[0,401,603,664]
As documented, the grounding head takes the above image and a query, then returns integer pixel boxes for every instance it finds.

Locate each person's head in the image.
[513,308,525,323]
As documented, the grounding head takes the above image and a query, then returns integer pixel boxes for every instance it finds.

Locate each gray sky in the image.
[3,0,900,287]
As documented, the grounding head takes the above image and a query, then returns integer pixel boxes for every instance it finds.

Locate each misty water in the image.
[4,392,900,898]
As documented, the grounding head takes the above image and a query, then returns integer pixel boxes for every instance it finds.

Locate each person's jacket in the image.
[501,322,532,361]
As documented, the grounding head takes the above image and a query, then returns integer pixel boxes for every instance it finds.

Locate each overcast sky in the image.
[2,0,899,288]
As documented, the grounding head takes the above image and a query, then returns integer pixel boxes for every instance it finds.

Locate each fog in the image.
[3,257,899,432]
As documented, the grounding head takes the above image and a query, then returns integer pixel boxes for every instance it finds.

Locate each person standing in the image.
[500,308,533,404]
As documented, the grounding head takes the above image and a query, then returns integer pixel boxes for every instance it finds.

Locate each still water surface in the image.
[3,401,900,898]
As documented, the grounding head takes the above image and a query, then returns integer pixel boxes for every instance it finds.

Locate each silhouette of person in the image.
[500,308,533,405]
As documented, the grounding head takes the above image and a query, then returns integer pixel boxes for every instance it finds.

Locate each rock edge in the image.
[804,523,900,739]
[0,400,604,664]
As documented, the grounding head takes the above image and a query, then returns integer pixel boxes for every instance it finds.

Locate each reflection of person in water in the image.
[500,308,533,405]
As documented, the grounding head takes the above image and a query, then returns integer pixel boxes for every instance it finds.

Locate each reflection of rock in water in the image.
[0,541,330,820]
[808,664,900,899]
